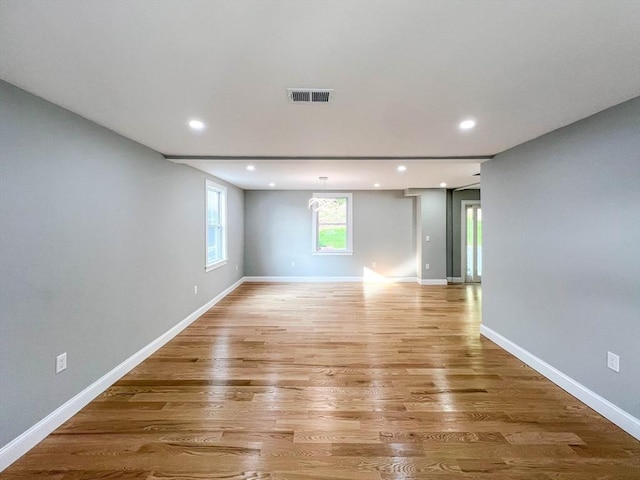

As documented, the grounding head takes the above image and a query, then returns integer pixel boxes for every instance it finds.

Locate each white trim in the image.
[205,259,228,272]
[245,276,362,283]
[386,277,418,283]
[0,278,245,472]
[417,278,448,286]
[244,276,419,284]
[312,251,353,256]
[480,324,640,440]
[447,277,464,284]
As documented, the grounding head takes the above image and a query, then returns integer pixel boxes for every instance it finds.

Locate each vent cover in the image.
[287,88,333,104]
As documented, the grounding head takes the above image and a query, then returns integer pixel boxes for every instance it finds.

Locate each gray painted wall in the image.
[482,97,640,418]
[417,190,447,280]
[0,81,245,448]
[244,190,415,278]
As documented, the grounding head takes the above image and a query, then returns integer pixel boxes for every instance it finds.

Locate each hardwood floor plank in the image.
[2,283,638,479]
[504,432,586,446]
[293,431,382,444]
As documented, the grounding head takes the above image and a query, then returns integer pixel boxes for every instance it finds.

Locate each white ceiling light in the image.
[440,182,447,187]
[459,119,476,130]
[309,177,331,211]
[397,165,407,172]
[188,119,205,130]
[374,183,380,187]
[247,165,255,171]
[269,182,275,187]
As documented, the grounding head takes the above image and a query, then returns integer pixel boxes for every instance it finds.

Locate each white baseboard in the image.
[244,276,418,284]
[480,324,640,440]
[447,277,464,284]
[0,277,245,472]
[417,278,448,286]
[391,277,418,283]
[244,276,362,283]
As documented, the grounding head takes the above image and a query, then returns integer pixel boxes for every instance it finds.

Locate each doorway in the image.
[461,202,482,283]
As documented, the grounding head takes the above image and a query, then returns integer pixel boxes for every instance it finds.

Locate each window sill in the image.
[312,251,353,256]
[205,259,228,272]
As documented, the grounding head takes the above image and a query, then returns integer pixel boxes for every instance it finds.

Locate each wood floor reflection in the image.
[3,283,639,479]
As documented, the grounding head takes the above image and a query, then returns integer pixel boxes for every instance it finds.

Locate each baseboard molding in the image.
[417,278,448,286]
[244,276,362,283]
[0,277,245,472]
[244,276,418,284]
[447,277,464,284]
[480,324,640,440]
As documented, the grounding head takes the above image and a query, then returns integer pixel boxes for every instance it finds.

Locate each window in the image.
[205,180,227,271]
[311,192,353,254]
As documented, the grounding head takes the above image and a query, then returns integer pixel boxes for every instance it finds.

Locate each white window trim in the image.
[205,179,228,272]
[311,192,353,255]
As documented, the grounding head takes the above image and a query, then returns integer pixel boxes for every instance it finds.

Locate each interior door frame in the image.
[461,200,481,283]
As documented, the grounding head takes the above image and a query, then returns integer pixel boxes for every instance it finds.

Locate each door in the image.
[464,204,482,283]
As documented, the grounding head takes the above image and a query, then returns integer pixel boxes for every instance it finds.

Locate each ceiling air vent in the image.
[287,88,333,104]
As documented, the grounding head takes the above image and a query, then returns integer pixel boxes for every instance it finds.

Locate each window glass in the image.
[206,180,227,270]
[311,193,353,254]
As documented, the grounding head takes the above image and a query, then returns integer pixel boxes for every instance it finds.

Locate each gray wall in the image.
[417,190,447,280]
[0,80,244,448]
[244,190,415,278]
[482,97,640,418]
[446,189,481,279]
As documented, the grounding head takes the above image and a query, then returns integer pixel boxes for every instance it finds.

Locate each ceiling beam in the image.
[164,155,494,161]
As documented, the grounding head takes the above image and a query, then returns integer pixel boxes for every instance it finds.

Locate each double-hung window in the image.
[205,180,227,271]
[311,192,353,254]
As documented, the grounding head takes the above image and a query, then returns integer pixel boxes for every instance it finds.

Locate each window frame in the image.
[311,192,353,255]
[205,179,228,272]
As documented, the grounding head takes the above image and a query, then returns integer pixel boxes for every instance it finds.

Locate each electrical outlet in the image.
[235,264,239,271]
[425,263,430,269]
[194,285,198,295]
[372,262,377,268]
[425,235,430,241]
[56,352,67,374]
[291,261,296,268]
[607,351,620,372]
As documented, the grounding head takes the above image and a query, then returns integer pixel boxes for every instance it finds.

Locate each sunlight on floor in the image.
[362,266,400,297]
[362,267,393,283]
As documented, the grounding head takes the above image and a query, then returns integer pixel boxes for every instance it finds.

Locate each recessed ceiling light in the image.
[397,165,407,172]
[247,165,255,171]
[188,119,205,130]
[269,182,275,187]
[459,119,476,130]
[374,183,381,187]
[440,182,447,188]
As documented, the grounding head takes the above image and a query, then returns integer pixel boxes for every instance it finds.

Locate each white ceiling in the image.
[1,0,638,190]
[172,159,482,191]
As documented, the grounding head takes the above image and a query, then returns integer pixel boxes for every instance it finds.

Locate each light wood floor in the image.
[3,283,639,479]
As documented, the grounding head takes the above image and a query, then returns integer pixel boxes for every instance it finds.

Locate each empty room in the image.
[0,0,639,478]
